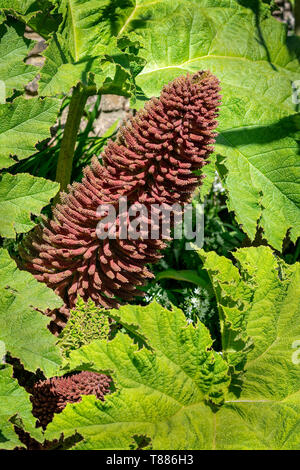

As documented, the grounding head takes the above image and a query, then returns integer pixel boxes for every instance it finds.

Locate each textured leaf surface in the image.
[200,249,253,371]
[0,96,60,168]
[0,172,59,238]
[39,0,144,97]
[46,302,230,449]
[120,0,300,250]
[0,249,62,376]
[65,302,229,403]
[0,1,61,38]
[233,248,300,401]
[0,364,42,449]
[46,248,300,449]
[0,19,37,99]
[202,247,300,395]
[202,247,300,449]
[38,0,108,95]
[0,0,45,17]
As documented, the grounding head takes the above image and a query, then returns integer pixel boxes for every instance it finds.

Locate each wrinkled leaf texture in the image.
[45,247,300,450]
[118,0,300,251]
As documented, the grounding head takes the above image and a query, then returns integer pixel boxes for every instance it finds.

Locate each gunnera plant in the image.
[19,71,221,333]
[30,371,112,429]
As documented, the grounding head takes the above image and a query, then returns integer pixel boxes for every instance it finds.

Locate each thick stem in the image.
[75,94,102,159]
[54,84,89,203]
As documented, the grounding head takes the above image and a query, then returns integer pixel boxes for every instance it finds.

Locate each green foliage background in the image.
[0,0,299,450]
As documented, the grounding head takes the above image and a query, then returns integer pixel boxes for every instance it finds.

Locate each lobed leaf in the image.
[200,249,254,371]
[0,172,59,238]
[0,249,63,376]
[45,248,300,449]
[0,1,47,18]
[202,247,300,399]
[0,1,59,37]
[0,19,37,99]
[0,364,42,449]
[39,0,145,98]
[0,96,60,169]
[233,247,300,401]
[120,0,300,250]
[46,302,229,449]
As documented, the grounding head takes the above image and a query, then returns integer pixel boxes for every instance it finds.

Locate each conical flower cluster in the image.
[19,71,220,332]
[30,371,111,429]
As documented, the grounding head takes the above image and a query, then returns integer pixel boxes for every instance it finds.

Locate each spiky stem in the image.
[54,84,89,203]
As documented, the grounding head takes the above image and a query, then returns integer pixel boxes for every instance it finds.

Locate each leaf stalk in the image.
[54,84,89,203]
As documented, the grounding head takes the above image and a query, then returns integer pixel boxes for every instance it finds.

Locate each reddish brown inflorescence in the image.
[19,71,221,333]
[30,371,112,429]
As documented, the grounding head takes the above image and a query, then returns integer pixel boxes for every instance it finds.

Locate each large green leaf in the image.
[38,33,85,97]
[64,301,230,404]
[205,247,300,449]
[231,247,300,401]
[0,249,63,376]
[45,390,300,450]
[201,247,300,400]
[53,0,113,60]
[199,249,254,372]
[0,96,60,169]
[0,19,37,99]
[45,302,230,449]
[0,172,59,238]
[0,0,42,18]
[39,0,145,97]
[0,1,61,38]
[45,248,300,449]
[119,0,300,251]
[0,364,42,450]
